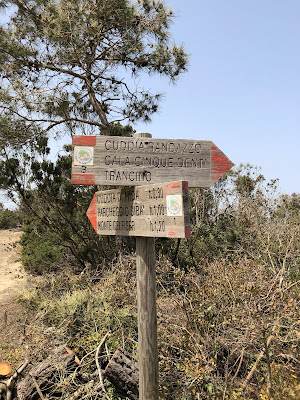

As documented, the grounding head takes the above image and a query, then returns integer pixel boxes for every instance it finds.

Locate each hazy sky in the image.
[134,0,300,195]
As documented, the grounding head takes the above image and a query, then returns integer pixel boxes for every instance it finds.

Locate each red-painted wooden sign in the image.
[86,181,190,238]
[71,135,233,188]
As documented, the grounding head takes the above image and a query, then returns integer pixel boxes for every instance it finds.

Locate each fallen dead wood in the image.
[15,344,139,400]
[73,346,139,399]
[242,334,273,391]
[17,345,78,400]
[29,373,46,400]
[103,348,139,400]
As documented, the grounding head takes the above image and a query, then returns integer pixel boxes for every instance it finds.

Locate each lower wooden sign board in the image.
[86,181,191,238]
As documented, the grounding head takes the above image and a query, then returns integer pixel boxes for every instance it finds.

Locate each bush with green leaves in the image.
[0,202,24,229]
[16,142,125,274]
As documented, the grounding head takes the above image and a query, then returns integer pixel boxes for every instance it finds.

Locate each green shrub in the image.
[0,208,24,229]
[21,226,62,274]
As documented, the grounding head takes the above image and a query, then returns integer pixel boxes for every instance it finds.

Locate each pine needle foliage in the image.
[0,0,188,142]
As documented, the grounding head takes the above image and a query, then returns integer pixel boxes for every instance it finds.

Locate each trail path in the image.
[0,230,27,306]
[0,230,32,363]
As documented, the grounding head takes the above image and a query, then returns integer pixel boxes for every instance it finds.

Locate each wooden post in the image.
[135,132,159,400]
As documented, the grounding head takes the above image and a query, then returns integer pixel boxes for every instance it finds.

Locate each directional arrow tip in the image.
[87,193,97,233]
[211,144,234,184]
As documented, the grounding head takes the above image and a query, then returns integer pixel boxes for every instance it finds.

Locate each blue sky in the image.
[134,0,300,195]
[0,0,299,204]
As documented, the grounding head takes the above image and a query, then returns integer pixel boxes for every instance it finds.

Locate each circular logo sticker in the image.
[74,147,94,165]
[166,195,183,217]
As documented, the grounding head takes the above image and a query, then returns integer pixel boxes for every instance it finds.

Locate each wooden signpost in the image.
[72,132,233,400]
[71,135,233,188]
[86,181,190,239]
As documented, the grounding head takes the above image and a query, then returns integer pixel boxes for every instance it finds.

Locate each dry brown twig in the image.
[95,332,110,398]
[29,373,46,400]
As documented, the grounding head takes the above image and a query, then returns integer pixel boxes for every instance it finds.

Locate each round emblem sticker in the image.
[166,195,183,217]
[74,146,94,166]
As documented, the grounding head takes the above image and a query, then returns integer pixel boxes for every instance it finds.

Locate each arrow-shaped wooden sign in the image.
[86,181,190,238]
[71,135,233,188]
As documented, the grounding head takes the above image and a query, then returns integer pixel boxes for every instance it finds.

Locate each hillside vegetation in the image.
[1,164,299,399]
[0,1,298,397]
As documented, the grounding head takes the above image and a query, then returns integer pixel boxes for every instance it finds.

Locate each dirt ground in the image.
[0,230,30,364]
[0,230,27,306]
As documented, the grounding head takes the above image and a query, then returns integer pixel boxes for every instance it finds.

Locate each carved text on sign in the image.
[72,136,233,187]
[86,181,191,238]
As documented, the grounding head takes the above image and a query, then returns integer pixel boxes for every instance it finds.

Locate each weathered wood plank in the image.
[136,236,158,400]
[71,135,233,188]
[134,132,159,400]
[86,181,190,238]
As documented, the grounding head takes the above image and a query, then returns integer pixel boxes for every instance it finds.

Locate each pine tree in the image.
[0,0,188,144]
[0,0,188,270]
